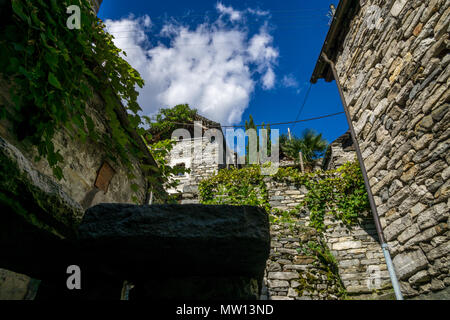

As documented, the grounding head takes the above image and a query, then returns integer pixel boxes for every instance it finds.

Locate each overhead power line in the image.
[292,82,312,129]
[147,112,345,129]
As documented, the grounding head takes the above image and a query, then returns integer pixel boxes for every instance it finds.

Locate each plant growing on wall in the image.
[199,159,369,231]
[0,0,147,181]
[274,160,369,230]
[144,137,191,191]
[199,165,271,212]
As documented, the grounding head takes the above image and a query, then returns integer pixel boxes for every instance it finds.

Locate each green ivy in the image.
[199,160,369,232]
[274,160,369,231]
[0,0,146,181]
[199,165,271,212]
[301,238,347,298]
[145,138,191,191]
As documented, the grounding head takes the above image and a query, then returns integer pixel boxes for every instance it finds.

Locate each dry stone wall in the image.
[264,177,392,298]
[261,223,343,300]
[323,215,391,296]
[334,0,449,298]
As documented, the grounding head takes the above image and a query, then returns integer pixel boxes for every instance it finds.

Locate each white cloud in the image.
[247,8,270,16]
[104,4,278,125]
[262,68,275,90]
[282,74,299,88]
[216,2,242,21]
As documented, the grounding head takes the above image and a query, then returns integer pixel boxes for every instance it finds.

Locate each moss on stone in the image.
[0,137,82,239]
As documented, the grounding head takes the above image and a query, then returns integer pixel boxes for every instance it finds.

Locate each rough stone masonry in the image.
[312,0,449,298]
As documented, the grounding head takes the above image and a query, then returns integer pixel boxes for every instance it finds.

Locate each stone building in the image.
[163,114,237,203]
[311,0,449,298]
[322,131,356,170]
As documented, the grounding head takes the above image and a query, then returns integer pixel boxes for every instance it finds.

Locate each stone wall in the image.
[332,0,449,298]
[261,223,343,300]
[182,133,391,299]
[322,131,356,170]
[0,88,153,299]
[264,176,392,298]
[323,214,391,296]
[0,84,150,208]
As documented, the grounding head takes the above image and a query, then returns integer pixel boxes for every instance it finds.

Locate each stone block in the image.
[426,241,450,261]
[267,280,289,289]
[267,272,299,281]
[332,241,362,251]
[384,215,412,241]
[409,270,430,286]
[392,250,428,280]
[78,204,270,280]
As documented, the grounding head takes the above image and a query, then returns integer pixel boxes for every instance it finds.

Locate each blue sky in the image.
[98,0,347,147]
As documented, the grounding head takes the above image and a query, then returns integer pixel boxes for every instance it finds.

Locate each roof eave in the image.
[310,0,360,84]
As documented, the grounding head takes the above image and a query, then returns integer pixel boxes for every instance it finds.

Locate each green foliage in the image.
[146,104,198,142]
[269,206,302,225]
[199,165,270,212]
[0,0,145,180]
[279,129,328,168]
[301,238,347,298]
[274,160,369,231]
[145,138,190,190]
[199,159,368,232]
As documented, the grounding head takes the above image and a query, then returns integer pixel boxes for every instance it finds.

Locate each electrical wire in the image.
[146,112,345,129]
[292,82,312,129]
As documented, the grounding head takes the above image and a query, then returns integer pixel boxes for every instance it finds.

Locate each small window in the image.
[175,163,186,176]
[210,136,216,143]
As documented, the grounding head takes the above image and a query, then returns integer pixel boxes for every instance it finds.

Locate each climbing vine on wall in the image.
[145,138,191,190]
[274,160,369,231]
[199,165,271,213]
[0,0,146,180]
[199,160,369,231]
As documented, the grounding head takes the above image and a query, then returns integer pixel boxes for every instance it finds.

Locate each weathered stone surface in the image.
[314,0,450,297]
[384,215,412,241]
[0,269,37,300]
[78,204,271,280]
[332,240,362,251]
[390,0,408,17]
[0,136,83,237]
[0,137,85,281]
[409,270,430,286]
[426,241,450,261]
[417,203,448,230]
[393,250,428,280]
[267,272,299,281]
[267,280,289,288]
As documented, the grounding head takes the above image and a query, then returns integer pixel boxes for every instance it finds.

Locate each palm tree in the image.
[280,129,328,169]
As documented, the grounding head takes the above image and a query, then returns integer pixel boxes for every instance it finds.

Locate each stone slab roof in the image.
[310,0,360,83]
